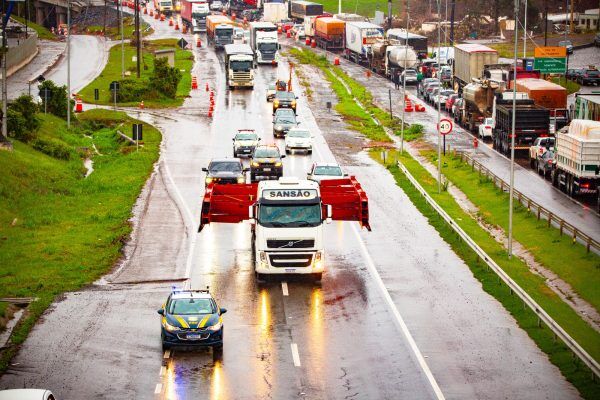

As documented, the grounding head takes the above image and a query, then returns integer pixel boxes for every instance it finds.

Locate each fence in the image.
[457,151,600,254]
[397,161,600,380]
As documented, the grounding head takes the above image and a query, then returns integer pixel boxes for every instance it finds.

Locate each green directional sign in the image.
[533,57,566,74]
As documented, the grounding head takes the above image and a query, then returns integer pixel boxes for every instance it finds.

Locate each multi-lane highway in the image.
[0,9,583,400]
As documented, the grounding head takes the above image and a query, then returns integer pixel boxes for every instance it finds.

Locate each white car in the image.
[233,27,244,40]
[0,389,56,400]
[232,129,260,157]
[307,162,346,182]
[433,89,454,107]
[478,117,494,139]
[285,128,313,154]
[210,0,222,11]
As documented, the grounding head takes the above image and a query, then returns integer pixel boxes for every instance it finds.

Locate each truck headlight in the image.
[275,125,283,131]
[162,319,179,332]
[313,251,323,270]
[237,176,245,184]
[259,251,267,263]
[207,321,222,331]
[251,161,260,167]
[274,162,282,167]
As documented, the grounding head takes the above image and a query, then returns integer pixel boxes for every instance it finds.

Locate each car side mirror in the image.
[243,168,250,172]
[281,154,286,158]
[220,308,227,314]
[326,204,332,224]
[343,173,348,177]
[157,309,164,315]
[232,138,235,141]
[202,167,208,172]
[295,96,298,99]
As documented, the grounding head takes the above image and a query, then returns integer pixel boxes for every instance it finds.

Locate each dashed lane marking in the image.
[154,383,162,394]
[282,281,289,296]
[291,343,301,367]
[163,350,170,359]
[159,366,166,377]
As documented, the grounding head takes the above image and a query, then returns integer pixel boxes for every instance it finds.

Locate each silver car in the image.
[307,162,346,183]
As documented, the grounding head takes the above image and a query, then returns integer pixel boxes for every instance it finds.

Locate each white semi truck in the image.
[199,177,370,281]
[249,22,279,64]
[224,44,255,89]
[344,21,384,65]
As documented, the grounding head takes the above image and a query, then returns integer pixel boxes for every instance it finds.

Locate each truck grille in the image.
[233,71,251,81]
[269,253,313,268]
[267,239,315,249]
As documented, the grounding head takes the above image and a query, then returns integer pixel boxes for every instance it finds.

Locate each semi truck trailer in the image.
[453,43,499,93]
[290,0,323,21]
[493,101,551,156]
[386,29,428,59]
[314,17,345,50]
[344,21,384,65]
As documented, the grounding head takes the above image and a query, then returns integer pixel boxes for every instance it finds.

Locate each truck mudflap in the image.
[198,177,371,231]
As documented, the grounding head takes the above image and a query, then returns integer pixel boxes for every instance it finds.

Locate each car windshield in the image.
[168,298,214,315]
[405,70,416,75]
[236,133,257,140]
[314,165,342,176]
[259,42,278,52]
[276,109,295,116]
[440,90,454,96]
[275,115,296,124]
[276,91,295,100]
[209,161,242,172]
[484,118,494,125]
[585,70,599,76]
[559,40,572,46]
[258,204,321,227]
[288,130,310,138]
[216,28,232,37]
[254,148,279,158]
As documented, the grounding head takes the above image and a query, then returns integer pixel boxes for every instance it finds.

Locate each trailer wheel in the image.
[551,169,558,187]
[312,273,322,282]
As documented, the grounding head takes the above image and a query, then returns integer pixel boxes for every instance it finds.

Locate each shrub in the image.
[149,57,181,99]
[39,80,74,120]
[10,95,40,132]
[32,137,72,160]
[115,79,150,102]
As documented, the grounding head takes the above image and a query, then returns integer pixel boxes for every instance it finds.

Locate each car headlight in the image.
[162,319,179,332]
[251,161,260,167]
[274,100,279,107]
[237,176,245,184]
[205,177,213,184]
[275,125,283,131]
[207,321,223,331]
[274,162,282,167]
[291,100,296,107]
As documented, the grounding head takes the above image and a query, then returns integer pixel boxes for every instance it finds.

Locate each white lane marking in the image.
[291,343,301,367]
[281,281,289,296]
[163,350,170,359]
[159,366,166,377]
[304,79,445,399]
[350,224,445,400]
[154,383,162,394]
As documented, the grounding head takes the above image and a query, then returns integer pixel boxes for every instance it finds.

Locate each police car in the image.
[157,289,226,352]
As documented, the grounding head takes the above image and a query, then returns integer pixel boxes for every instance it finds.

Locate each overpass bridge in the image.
[32,0,107,30]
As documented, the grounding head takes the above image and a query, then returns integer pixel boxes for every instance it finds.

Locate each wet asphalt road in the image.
[0,13,581,400]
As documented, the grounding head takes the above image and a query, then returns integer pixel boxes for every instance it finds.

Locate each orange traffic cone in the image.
[196,38,202,47]
[182,25,188,34]
[139,100,145,109]
[206,83,210,91]
[143,7,147,14]
[334,57,340,65]
[311,39,316,48]
[231,13,236,21]
[191,76,198,90]
[160,14,165,21]
[175,22,180,30]
[404,98,414,112]
[149,9,153,16]
[169,18,173,26]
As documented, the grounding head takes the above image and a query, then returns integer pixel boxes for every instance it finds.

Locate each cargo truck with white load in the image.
[552,119,600,203]
[180,0,209,33]
[344,21,384,65]
[224,44,255,89]
[263,2,287,22]
[290,0,324,21]
[198,176,371,281]
[453,43,499,93]
[249,22,279,64]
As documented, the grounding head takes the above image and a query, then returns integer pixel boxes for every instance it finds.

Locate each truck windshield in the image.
[217,29,233,37]
[231,60,252,71]
[259,43,278,52]
[259,204,322,227]
[160,1,171,6]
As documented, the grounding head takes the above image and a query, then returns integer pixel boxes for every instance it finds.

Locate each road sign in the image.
[132,124,143,141]
[94,88,99,101]
[177,38,188,49]
[438,118,453,136]
[534,46,567,58]
[109,81,120,91]
[533,57,567,74]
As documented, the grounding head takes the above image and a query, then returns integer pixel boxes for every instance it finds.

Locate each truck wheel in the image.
[256,272,268,282]
[250,173,256,182]
[212,345,223,360]
[312,273,322,282]
[530,158,535,168]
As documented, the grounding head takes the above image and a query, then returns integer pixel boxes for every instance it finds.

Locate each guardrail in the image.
[397,160,600,380]
[457,151,600,254]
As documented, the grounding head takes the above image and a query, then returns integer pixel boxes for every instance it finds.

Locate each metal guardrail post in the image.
[396,160,600,379]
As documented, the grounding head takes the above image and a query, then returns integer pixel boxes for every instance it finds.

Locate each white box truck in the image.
[552,119,600,202]
[344,21,384,65]
[264,2,287,22]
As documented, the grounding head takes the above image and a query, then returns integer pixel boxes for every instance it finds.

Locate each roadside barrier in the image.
[457,151,600,253]
[169,17,173,26]
[398,160,600,380]
[75,98,83,113]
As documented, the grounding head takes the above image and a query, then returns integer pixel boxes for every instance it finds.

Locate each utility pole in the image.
[523,0,527,57]
[103,0,107,35]
[388,0,392,30]
[120,0,124,78]
[338,0,341,14]
[544,0,548,46]
[508,0,519,258]
[135,0,140,77]
[67,0,71,128]
[449,0,455,45]
[436,0,442,193]
[1,0,12,148]
[400,0,409,153]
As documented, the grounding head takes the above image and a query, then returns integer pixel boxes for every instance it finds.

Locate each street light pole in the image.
[523,0,527,57]
[67,0,71,128]
[120,0,125,78]
[436,0,442,193]
[508,0,519,258]
[400,0,409,153]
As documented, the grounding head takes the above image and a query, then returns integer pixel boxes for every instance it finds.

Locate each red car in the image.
[279,20,295,32]
[445,94,459,113]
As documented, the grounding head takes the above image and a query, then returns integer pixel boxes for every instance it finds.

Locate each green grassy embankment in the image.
[86,17,153,40]
[0,109,161,371]
[290,46,599,397]
[11,16,56,40]
[551,76,581,94]
[319,0,400,18]
[79,39,193,108]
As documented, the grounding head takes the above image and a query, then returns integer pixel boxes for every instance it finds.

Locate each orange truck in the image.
[206,15,235,49]
[314,17,345,50]
[511,78,569,131]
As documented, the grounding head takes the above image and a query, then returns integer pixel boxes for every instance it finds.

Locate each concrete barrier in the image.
[6,31,39,77]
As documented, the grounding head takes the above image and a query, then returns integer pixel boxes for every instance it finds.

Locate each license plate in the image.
[285,269,296,273]
[263,168,271,172]
[187,333,202,339]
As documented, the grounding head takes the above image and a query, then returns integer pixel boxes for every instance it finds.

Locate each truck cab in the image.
[191,2,209,33]
[250,178,329,281]
[154,0,173,14]
[224,44,255,89]
[249,22,279,65]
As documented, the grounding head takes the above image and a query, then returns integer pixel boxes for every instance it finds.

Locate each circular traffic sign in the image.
[438,118,453,136]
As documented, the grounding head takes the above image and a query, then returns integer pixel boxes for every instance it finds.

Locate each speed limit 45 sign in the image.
[438,118,453,135]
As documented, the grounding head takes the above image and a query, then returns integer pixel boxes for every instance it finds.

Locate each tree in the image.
[38,80,74,120]
[149,57,181,99]
[7,95,40,142]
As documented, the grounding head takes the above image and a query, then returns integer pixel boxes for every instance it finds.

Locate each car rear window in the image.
[288,130,310,138]
[236,133,257,140]
[209,161,242,172]
[585,70,599,76]
[314,166,342,176]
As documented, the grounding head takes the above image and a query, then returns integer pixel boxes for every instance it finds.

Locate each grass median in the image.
[86,17,153,40]
[79,39,193,108]
[0,109,161,372]
[11,16,56,40]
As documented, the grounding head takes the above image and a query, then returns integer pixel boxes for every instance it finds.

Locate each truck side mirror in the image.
[157,309,164,315]
[326,204,332,224]
[202,167,208,172]
[248,205,255,224]
[278,44,281,50]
